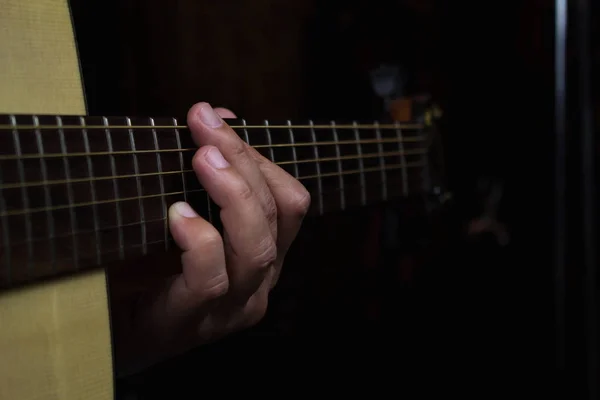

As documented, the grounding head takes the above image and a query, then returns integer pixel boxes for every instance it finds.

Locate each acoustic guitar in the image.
[0,0,445,398]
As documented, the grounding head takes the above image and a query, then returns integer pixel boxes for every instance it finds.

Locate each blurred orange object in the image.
[389,97,412,122]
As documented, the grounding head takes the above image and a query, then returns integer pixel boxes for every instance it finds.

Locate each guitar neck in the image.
[0,114,432,289]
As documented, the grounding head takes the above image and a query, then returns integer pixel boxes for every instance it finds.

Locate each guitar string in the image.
[0,148,428,190]
[1,175,420,282]
[0,136,428,161]
[6,180,379,248]
[0,123,423,130]
[0,162,425,218]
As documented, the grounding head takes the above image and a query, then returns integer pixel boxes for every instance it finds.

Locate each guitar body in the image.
[0,1,114,399]
[0,2,443,398]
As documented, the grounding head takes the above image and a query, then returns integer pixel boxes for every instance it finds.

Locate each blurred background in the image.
[69,0,597,398]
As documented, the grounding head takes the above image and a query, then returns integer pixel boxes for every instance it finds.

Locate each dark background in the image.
[69,0,597,398]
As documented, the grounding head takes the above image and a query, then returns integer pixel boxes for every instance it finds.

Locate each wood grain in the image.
[0,1,113,399]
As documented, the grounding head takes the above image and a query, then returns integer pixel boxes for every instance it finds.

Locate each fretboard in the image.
[0,114,431,289]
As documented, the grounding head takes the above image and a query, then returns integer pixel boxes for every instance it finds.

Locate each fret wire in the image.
[0,162,425,218]
[11,116,34,275]
[264,120,275,162]
[81,117,102,265]
[308,121,324,215]
[395,121,409,196]
[103,117,125,259]
[43,239,170,267]
[374,121,387,201]
[6,172,422,274]
[0,167,11,283]
[34,116,58,271]
[1,123,424,130]
[57,116,79,270]
[127,117,148,255]
[150,118,169,251]
[287,120,299,178]
[241,118,251,143]
[7,180,379,248]
[104,239,166,260]
[12,216,168,247]
[272,149,428,165]
[0,150,427,191]
[235,119,253,218]
[267,161,421,185]
[331,121,345,211]
[0,136,428,161]
[173,118,189,206]
[5,180,394,277]
[353,121,367,206]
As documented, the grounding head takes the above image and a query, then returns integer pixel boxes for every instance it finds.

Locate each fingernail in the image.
[205,147,230,169]
[198,103,223,128]
[173,202,198,218]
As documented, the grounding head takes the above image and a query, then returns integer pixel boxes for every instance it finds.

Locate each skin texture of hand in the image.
[114,103,310,375]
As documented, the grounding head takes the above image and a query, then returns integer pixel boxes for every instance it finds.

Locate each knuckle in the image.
[200,227,224,250]
[235,180,254,202]
[180,225,228,303]
[229,138,247,158]
[264,193,278,226]
[180,250,229,303]
[288,185,311,218]
[202,273,230,302]
[251,238,277,273]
